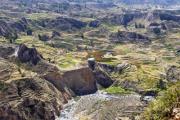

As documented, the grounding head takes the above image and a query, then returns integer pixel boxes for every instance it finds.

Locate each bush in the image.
[143,82,180,120]
[0,82,7,91]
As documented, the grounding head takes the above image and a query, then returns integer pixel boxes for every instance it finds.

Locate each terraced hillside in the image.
[0,0,180,120]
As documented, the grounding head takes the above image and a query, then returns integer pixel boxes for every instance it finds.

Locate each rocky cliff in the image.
[0,44,115,119]
[0,58,65,120]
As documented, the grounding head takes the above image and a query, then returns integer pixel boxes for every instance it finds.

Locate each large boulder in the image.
[93,69,113,88]
[17,44,42,65]
[166,66,180,82]
[93,63,115,88]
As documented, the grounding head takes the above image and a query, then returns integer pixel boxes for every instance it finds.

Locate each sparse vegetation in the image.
[0,82,7,91]
[143,83,180,120]
[105,86,131,94]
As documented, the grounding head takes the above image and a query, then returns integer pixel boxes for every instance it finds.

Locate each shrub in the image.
[143,82,180,120]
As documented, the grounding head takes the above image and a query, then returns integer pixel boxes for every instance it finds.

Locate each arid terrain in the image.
[0,0,180,120]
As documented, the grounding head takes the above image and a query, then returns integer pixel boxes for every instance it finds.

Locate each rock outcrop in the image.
[38,34,50,41]
[93,68,113,88]
[166,66,180,82]
[0,18,29,40]
[0,57,65,120]
[101,12,146,26]
[89,20,101,28]
[63,67,97,95]
[10,19,28,32]
[44,67,97,96]
[51,31,61,38]
[148,22,165,34]
[0,44,99,96]
[0,44,16,58]
[27,29,33,36]
[0,20,18,40]
[17,44,42,65]
[159,13,180,23]
[0,44,117,119]
[110,31,150,43]
[46,17,87,31]
[0,77,64,120]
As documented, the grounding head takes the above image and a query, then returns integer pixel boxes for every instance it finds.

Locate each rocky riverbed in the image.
[58,91,146,120]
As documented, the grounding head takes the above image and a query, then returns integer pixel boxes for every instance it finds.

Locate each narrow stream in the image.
[56,99,78,120]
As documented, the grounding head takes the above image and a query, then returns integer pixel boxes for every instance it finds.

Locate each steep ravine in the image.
[0,44,155,120]
[57,91,145,120]
[0,44,115,120]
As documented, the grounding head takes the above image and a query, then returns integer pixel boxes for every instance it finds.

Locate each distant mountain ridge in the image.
[120,0,180,5]
[6,0,180,5]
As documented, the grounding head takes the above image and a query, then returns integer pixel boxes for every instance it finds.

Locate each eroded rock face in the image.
[110,31,150,43]
[93,69,113,88]
[163,21,180,30]
[0,20,18,40]
[0,44,99,96]
[0,51,70,120]
[64,67,97,95]
[17,44,42,65]
[0,77,64,120]
[100,10,180,30]
[44,67,97,96]
[92,63,116,88]
[10,20,27,32]
[46,17,87,31]
[159,13,180,23]
[0,18,29,40]
[101,12,146,26]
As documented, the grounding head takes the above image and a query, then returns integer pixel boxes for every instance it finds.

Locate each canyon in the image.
[0,0,180,120]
